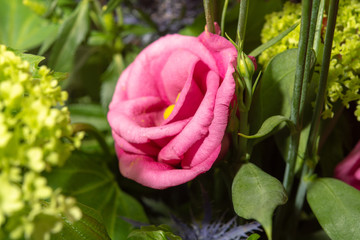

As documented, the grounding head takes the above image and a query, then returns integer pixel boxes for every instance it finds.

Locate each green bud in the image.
[238,53,256,79]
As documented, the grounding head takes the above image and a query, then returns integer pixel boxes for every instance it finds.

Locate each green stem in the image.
[293,0,321,212]
[283,0,312,194]
[235,0,251,162]
[203,0,215,33]
[236,0,249,44]
[238,110,250,161]
[221,0,229,37]
[299,0,321,116]
[72,123,111,157]
[293,0,339,235]
[313,0,325,56]
[305,0,339,158]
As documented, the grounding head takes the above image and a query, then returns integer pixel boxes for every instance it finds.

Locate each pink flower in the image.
[107,26,237,189]
[334,140,360,190]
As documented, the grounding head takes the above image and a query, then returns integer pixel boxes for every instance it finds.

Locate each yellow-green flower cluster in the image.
[0,45,83,240]
[260,0,360,120]
[259,2,301,65]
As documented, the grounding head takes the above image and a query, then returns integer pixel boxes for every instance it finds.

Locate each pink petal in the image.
[334,140,360,190]
[157,70,220,165]
[162,61,206,124]
[116,146,221,189]
[182,62,236,168]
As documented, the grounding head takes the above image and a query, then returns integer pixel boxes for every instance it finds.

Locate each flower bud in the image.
[238,53,257,78]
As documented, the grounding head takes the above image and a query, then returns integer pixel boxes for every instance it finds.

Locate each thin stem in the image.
[306,0,339,157]
[313,0,326,56]
[293,0,321,214]
[283,0,312,194]
[293,0,340,236]
[221,0,229,37]
[236,0,249,44]
[299,0,321,116]
[235,0,251,162]
[203,0,215,33]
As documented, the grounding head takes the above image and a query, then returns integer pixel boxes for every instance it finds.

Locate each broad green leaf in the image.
[269,69,318,167]
[0,0,58,50]
[52,203,110,240]
[69,103,110,132]
[239,115,294,139]
[307,178,360,240]
[249,21,300,57]
[48,0,90,71]
[232,163,287,240]
[250,49,297,133]
[127,225,182,240]
[46,151,148,239]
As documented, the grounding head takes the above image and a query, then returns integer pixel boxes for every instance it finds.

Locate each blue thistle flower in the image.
[172,215,261,240]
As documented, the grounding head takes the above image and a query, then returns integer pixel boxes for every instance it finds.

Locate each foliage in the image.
[259,0,360,120]
[0,0,359,240]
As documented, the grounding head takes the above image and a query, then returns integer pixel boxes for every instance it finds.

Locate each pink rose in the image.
[334,140,360,190]
[107,27,237,189]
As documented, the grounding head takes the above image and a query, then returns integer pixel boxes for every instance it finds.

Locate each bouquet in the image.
[1,0,359,239]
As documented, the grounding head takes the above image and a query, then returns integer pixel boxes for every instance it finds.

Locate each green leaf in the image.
[250,49,297,132]
[13,50,69,82]
[46,151,148,239]
[48,0,90,71]
[13,51,45,74]
[247,233,261,240]
[52,203,110,240]
[69,103,110,132]
[239,115,294,139]
[249,21,300,57]
[0,0,58,50]
[127,225,182,240]
[104,0,122,14]
[232,163,287,240]
[307,178,360,240]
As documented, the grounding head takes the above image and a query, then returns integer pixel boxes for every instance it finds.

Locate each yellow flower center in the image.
[163,93,181,119]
